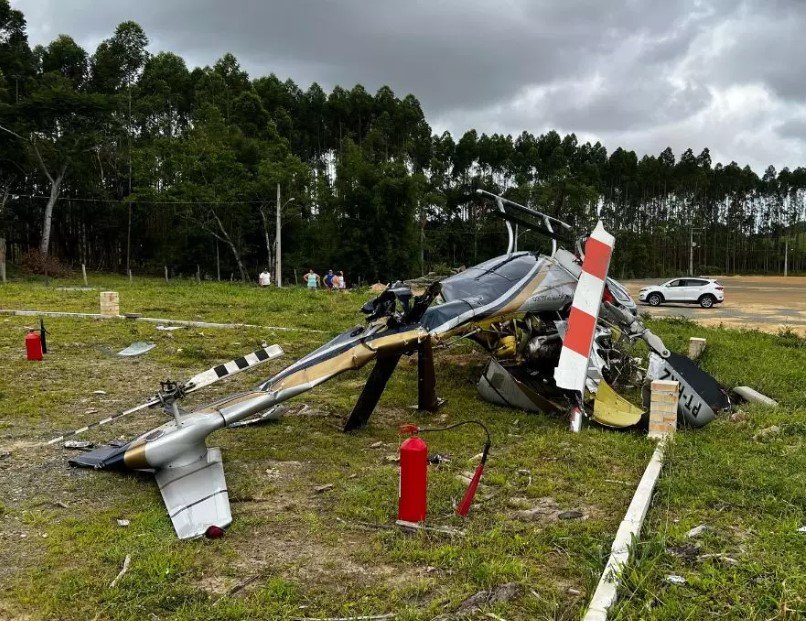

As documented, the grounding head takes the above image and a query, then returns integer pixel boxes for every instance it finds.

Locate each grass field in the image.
[0,275,804,620]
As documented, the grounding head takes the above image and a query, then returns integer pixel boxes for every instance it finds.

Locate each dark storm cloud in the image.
[12,0,806,171]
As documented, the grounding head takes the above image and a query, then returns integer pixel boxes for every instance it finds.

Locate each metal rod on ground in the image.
[82,263,88,286]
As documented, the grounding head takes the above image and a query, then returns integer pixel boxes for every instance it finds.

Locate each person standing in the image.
[323,269,335,291]
[258,269,272,287]
[337,271,347,290]
[305,268,321,290]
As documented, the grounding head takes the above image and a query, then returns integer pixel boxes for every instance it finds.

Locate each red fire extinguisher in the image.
[398,425,428,523]
[26,329,43,361]
[398,421,491,523]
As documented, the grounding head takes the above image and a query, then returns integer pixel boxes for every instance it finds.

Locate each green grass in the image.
[0,276,803,620]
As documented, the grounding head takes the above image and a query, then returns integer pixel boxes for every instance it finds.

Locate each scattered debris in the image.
[369,441,384,449]
[93,390,106,395]
[395,520,465,537]
[513,497,564,522]
[699,553,739,565]
[428,453,451,465]
[558,510,584,520]
[228,405,284,428]
[84,408,98,415]
[0,450,10,460]
[516,468,530,476]
[117,341,156,357]
[214,572,266,605]
[64,440,94,450]
[109,554,131,588]
[686,524,708,538]
[665,575,686,585]
[798,526,806,533]
[52,500,69,509]
[734,386,779,407]
[730,411,749,423]
[382,454,400,464]
[265,468,280,480]
[156,325,182,331]
[669,543,700,561]
[291,614,395,621]
[456,582,524,614]
[753,425,781,441]
[314,484,334,494]
[116,519,130,527]
[123,313,142,319]
[568,588,582,596]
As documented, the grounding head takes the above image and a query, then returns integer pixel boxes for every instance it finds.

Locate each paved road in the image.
[622,275,806,335]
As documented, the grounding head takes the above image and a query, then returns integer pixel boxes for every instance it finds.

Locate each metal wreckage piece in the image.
[52,190,730,539]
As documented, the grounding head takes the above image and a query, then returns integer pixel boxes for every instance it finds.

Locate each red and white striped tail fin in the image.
[554,221,615,395]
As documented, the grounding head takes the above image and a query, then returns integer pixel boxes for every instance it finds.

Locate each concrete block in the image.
[649,380,679,440]
[100,291,120,317]
[688,337,707,360]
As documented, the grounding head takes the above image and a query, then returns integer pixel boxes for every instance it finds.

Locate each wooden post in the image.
[81,263,88,286]
[164,265,169,283]
[688,337,706,360]
[128,269,132,283]
[196,264,201,283]
[0,237,6,283]
[648,380,679,440]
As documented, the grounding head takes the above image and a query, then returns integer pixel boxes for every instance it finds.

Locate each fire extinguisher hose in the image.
[404,420,491,517]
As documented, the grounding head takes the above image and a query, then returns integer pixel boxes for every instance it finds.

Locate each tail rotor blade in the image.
[43,345,284,446]
[44,398,158,446]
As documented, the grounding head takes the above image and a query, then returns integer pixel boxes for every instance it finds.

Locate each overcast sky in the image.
[12,0,806,173]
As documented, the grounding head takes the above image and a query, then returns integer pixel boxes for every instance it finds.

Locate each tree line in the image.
[1,1,804,284]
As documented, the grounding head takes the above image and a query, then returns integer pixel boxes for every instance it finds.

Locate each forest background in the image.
[1,1,804,284]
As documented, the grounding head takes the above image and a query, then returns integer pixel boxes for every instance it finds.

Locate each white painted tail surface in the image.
[155,448,232,539]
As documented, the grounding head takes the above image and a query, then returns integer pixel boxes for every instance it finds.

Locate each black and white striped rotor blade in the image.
[183,344,284,393]
[43,344,283,446]
[45,398,159,446]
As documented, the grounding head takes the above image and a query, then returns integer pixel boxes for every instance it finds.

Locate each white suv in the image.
[639,278,724,308]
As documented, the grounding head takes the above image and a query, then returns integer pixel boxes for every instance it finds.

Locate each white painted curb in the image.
[583,440,668,620]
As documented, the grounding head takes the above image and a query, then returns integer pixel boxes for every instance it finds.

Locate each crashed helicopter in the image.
[53,189,730,539]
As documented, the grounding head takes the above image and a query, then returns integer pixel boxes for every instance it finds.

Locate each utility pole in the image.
[688,227,702,276]
[275,183,282,287]
[784,238,789,277]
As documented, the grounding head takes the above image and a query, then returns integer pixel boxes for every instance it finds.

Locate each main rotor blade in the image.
[183,344,284,394]
[43,344,284,446]
[343,353,402,431]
